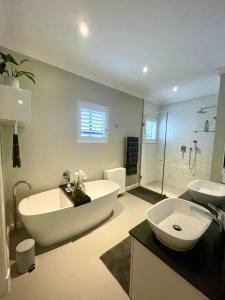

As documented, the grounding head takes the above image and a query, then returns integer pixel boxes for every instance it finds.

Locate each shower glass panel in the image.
[140,97,218,197]
[163,104,217,197]
[140,112,167,195]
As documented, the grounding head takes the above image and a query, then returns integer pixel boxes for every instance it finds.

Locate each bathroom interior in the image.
[1,1,225,300]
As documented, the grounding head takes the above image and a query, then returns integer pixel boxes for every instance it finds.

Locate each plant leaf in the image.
[6,54,18,65]
[0,52,8,61]
[22,71,35,77]
[19,59,30,65]
[17,72,35,84]
[24,73,35,84]
[0,62,6,74]
[17,70,35,78]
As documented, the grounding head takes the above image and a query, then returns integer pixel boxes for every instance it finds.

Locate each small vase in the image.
[3,76,20,88]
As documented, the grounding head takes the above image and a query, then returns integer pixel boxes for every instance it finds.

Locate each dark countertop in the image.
[129,191,225,300]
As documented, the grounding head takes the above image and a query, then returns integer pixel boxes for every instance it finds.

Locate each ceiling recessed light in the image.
[172,86,178,92]
[79,22,89,37]
[143,66,148,74]
[17,99,23,104]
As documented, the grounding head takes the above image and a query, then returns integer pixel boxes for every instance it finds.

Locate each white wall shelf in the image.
[0,84,31,122]
[193,130,215,133]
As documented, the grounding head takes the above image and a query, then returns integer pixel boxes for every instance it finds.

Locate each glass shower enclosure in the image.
[140,99,218,197]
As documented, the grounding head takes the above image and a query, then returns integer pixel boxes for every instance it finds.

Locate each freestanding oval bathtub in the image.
[18,180,120,246]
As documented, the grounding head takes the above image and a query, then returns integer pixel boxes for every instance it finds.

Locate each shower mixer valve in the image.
[181,145,187,159]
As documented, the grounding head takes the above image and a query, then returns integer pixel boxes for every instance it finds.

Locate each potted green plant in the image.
[0,52,35,88]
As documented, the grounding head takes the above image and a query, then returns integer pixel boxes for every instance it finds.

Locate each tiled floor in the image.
[3,192,152,300]
[142,181,185,198]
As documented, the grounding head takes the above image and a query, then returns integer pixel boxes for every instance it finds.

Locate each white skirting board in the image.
[125,183,140,192]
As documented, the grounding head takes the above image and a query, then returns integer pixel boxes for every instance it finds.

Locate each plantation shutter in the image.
[144,117,157,143]
[77,101,108,143]
[80,108,106,137]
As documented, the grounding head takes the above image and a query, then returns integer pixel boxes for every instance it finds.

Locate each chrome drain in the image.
[172,224,182,231]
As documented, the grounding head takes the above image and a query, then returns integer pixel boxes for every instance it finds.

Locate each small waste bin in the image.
[16,239,35,274]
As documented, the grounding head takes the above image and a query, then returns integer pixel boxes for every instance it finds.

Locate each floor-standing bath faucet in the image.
[13,180,32,231]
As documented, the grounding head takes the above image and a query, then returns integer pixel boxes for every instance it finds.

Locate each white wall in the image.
[0,1,5,45]
[140,100,159,186]
[0,48,143,223]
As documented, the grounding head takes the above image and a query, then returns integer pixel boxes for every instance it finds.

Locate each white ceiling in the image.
[1,0,225,104]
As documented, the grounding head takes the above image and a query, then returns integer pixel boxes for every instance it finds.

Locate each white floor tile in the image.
[4,193,151,300]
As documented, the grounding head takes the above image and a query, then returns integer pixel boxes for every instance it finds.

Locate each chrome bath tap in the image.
[13,180,32,231]
[63,170,71,187]
[208,203,225,233]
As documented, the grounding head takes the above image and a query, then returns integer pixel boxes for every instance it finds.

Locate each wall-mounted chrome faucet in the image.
[191,203,225,233]
[208,203,225,233]
[13,180,32,231]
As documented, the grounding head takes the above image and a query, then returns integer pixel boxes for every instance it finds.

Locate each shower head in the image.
[197,107,207,114]
[197,105,217,114]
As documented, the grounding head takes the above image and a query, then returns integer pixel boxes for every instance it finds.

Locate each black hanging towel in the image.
[125,137,138,175]
[12,121,21,168]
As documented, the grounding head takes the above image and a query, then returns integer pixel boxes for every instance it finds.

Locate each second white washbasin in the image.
[146,198,211,251]
[188,180,225,206]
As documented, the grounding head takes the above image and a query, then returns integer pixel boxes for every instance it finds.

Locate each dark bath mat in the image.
[100,237,131,295]
[128,186,166,205]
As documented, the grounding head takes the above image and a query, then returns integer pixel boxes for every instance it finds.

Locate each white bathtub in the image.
[18,180,120,246]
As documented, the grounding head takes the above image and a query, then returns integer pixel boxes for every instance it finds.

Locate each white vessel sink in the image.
[188,180,225,206]
[146,198,211,251]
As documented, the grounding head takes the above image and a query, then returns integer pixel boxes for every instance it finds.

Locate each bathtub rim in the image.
[18,180,120,217]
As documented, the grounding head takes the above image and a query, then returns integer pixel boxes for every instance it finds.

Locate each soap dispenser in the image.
[204,120,209,132]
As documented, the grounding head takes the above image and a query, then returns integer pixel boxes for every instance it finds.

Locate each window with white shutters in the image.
[77,101,108,143]
[144,117,158,143]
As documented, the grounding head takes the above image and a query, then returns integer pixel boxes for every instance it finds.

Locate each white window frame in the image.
[143,116,158,144]
[77,100,109,143]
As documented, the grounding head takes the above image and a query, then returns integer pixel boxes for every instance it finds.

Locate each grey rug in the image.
[100,237,131,295]
[128,186,166,204]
